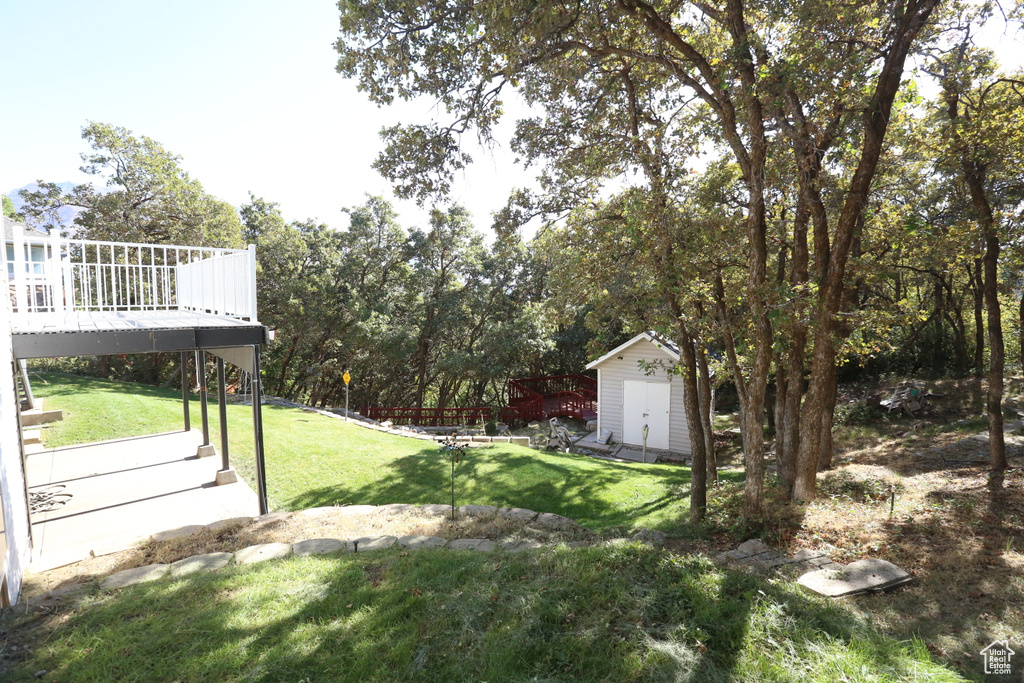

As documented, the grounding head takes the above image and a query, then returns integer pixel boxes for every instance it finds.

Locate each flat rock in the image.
[298,506,338,517]
[737,538,770,555]
[151,524,205,542]
[377,503,414,515]
[501,540,545,553]
[235,543,292,565]
[293,538,353,556]
[206,516,254,533]
[498,507,538,523]
[792,548,826,562]
[631,528,668,545]
[398,535,447,550]
[171,552,233,576]
[101,564,169,590]
[337,505,378,516]
[535,512,576,529]
[459,504,497,518]
[356,535,396,552]
[448,538,497,552]
[798,558,912,597]
[250,512,292,530]
[418,504,452,516]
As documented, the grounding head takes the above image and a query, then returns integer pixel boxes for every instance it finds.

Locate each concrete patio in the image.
[26,430,259,571]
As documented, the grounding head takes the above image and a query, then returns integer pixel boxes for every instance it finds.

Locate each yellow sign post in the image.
[343,370,351,420]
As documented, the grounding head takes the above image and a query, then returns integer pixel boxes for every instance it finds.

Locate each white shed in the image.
[585,332,691,456]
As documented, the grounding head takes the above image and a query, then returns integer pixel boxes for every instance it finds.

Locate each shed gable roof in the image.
[585,332,679,370]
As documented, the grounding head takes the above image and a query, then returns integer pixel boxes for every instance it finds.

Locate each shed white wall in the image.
[0,292,30,604]
[594,338,691,455]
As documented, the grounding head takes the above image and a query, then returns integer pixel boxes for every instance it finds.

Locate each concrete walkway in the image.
[26,430,258,571]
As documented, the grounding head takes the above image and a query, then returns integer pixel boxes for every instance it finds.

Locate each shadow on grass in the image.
[6,545,956,682]
[282,444,709,532]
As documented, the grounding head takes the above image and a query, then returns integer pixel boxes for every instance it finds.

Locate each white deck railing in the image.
[3,224,258,322]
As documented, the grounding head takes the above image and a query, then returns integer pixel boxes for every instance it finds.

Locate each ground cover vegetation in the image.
[4,544,963,682]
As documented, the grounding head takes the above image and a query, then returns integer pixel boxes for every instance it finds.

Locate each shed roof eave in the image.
[585,332,680,370]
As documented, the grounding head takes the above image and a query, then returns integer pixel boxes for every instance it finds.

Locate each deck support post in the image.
[251,345,269,515]
[181,351,191,432]
[196,350,215,457]
[217,357,230,471]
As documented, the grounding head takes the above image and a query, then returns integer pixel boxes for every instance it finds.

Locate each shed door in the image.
[622,380,670,450]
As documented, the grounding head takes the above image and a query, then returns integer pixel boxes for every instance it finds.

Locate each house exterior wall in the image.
[0,291,30,605]
[593,338,691,455]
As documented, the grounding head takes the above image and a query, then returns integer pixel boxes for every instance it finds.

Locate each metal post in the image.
[345,382,349,421]
[198,350,210,446]
[180,351,191,432]
[217,357,230,472]
[252,345,269,515]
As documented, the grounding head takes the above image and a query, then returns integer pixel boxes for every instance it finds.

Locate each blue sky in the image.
[0,1,530,232]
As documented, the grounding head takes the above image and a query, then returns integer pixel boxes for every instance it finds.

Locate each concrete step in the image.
[24,429,42,445]
[21,409,64,427]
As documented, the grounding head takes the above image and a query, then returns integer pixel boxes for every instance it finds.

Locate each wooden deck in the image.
[11,310,257,334]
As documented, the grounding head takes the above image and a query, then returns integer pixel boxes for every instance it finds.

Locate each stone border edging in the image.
[262,397,531,447]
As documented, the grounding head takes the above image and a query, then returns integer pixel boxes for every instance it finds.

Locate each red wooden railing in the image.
[501,374,597,425]
[365,406,492,427]
[556,388,597,422]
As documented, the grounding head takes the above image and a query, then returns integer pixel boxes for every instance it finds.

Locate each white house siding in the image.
[0,291,30,605]
[594,338,691,455]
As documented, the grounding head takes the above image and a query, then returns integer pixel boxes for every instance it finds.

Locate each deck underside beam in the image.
[11,325,266,359]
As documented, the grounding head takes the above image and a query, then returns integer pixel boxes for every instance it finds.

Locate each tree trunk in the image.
[974,259,985,375]
[676,325,708,522]
[696,342,717,484]
[983,229,1007,469]
[1019,291,1024,373]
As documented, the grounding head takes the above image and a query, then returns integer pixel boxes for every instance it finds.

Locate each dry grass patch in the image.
[23,505,598,599]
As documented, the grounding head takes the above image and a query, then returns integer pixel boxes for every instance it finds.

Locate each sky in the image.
[0,1,533,233]
[2,3,1021,239]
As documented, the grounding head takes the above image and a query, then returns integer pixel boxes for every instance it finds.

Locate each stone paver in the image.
[171,552,233,576]
[448,538,497,552]
[235,543,292,565]
[535,512,575,529]
[459,504,497,518]
[398,535,448,549]
[298,507,338,517]
[378,503,414,515]
[356,535,397,552]
[798,558,912,597]
[338,505,378,516]
[418,504,452,516]
[501,540,545,553]
[206,516,255,533]
[250,512,292,532]
[737,538,770,555]
[631,528,668,546]
[293,538,353,556]
[101,564,170,590]
[151,524,205,542]
[498,507,538,523]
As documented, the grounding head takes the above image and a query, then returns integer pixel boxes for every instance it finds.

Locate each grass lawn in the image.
[3,544,962,682]
[30,372,736,533]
